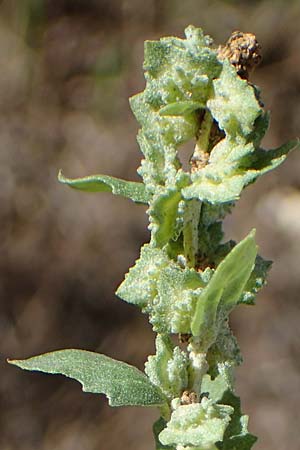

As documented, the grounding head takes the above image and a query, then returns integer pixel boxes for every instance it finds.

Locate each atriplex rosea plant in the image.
[9,27,298,449]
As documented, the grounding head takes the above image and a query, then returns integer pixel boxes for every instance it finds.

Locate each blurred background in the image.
[0,1,299,449]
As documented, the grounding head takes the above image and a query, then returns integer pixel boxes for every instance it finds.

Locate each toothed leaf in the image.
[159,398,233,448]
[116,244,170,306]
[148,261,206,334]
[201,375,257,450]
[9,349,165,407]
[208,59,262,138]
[238,255,272,305]
[145,335,189,399]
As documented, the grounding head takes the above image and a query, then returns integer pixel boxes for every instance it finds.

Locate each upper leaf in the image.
[148,261,206,334]
[159,398,233,448]
[207,60,262,139]
[8,349,166,407]
[131,26,222,191]
[116,244,170,307]
[58,171,150,204]
[182,138,298,204]
[239,254,272,305]
[145,334,189,399]
[191,230,257,347]
[148,187,183,247]
[201,374,257,450]
[117,243,208,334]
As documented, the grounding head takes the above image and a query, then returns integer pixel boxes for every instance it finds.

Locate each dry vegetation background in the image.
[0,1,300,449]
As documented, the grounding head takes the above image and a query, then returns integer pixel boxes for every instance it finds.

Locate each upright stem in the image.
[187,339,208,395]
[191,110,213,170]
[183,199,201,268]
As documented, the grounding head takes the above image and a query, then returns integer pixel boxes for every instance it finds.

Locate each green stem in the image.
[183,199,202,267]
[187,339,208,396]
[192,110,213,165]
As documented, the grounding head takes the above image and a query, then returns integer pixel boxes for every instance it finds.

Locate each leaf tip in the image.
[7,357,23,368]
[58,170,68,184]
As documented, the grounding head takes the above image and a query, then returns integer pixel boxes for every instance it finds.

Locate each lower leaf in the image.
[8,349,166,407]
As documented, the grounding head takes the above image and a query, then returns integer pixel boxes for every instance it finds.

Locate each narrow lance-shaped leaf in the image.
[58,171,150,204]
[191,230,257,346]
[159,101,204,116]
[8,349,166,407]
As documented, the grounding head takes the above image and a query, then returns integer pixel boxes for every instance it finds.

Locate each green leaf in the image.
[208,59,262,138]
[182,138,256,204]
[206,320,242,373]
[201,375,257,450]
[148,187,183,247]
[118,242,208,333]
[238,255,272,305]
[153,417,175,450]
[8,349,166,407]
[145,335,189,399]
[149,261,206,334]
[159,101,204,116]
[159,398,233,448]
[182,137,299,205]
[116,244,170,307]
[58,171,150,204]
[130,26,221,191]
[244,138,299,174]
[191,230,257,346]
[247,111,270,147]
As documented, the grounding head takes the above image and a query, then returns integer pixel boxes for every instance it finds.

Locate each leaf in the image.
[206,320,242,372]
[145,335,189,399]
[247,111,270,147]
[8,349,166,407]
[182,137,299,205]
[244,138,299,173]
[148,187,183,247]
[159,101,204,116]
[201,374,257,450]
[130,26,221,190]
[149,261,206,334]
[191,230,257,346]
[208,59,262,138]
[159,398,233,448]
[238,255,272,305]
[116,244,170,307]
[58,171,150,204]
[153,417,175,450]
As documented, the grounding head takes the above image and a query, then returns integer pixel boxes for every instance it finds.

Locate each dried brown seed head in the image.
[218,31,262,80]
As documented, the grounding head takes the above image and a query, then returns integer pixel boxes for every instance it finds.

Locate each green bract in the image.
[159,398,233,448]
[9,26,298,450]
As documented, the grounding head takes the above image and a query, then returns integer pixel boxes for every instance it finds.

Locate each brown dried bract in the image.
[190,148,210,171]
[218,31,262,80]
[196,256,215,272]
[179,333,192,344]
[181,390,198,405]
